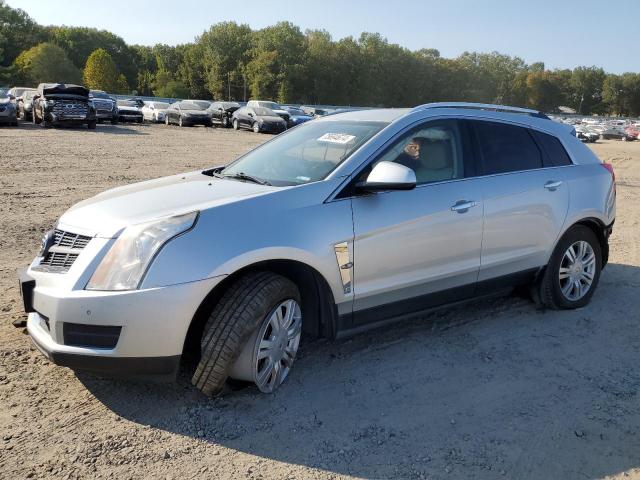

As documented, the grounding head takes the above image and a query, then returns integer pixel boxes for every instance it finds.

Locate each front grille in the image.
[35,229,92,273]
[63,323,121,349]
[51,100,88,117]
[93,99,113,113]
[54,229,91,249]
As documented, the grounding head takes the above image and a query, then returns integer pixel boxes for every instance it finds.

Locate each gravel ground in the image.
[1,122,639,480]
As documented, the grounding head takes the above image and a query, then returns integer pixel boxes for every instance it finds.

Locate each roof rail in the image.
[411,102,549,119]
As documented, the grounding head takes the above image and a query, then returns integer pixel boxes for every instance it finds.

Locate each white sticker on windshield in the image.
[317,133,356,144]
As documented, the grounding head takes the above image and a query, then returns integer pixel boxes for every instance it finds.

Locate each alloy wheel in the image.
[559,240,596,301]
[253,299,302,393]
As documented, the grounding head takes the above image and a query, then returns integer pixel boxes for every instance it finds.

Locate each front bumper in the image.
[183,116,211,126]
[0,112,17,123]
[25,273,223,377]
[118,113,143,122]
[44,111,96,124]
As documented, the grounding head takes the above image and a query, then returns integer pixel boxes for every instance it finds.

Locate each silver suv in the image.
[20,103,616,396]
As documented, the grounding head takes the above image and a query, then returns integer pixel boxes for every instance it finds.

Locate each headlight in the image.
[86,211,198,291]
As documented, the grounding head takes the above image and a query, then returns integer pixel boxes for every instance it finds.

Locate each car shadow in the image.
[77,263,640,479]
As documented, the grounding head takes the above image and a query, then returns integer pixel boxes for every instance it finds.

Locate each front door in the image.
[350,120,484,326]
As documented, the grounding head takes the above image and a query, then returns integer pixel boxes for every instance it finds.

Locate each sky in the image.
[7,0,638,74]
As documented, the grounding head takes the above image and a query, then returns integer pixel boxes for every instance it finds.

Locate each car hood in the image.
[261,115,285,122]
[58,171,277,238]
[183,109,209,115]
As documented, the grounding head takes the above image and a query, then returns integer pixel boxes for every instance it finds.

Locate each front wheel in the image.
[178,116,184,127]
[87,120,97,130]
[165,115,169,126]
[222,117,229,128]
[193,272,302,396]
[533,225,602,309]
[252,122,260,133]
[232,119,239,130]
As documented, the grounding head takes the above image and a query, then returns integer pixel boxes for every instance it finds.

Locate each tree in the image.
[50,26,137,86]
[83,48,119,91]
[0,1,48,66]
[198,22,252,100]
[571,66,606,114]
[14,42,81,85]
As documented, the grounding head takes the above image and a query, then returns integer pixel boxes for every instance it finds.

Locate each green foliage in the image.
[83,48,119,91]
[1,0,638,115]
[0,0,48,66]
[14,42,81,85]
[50,26,137,86]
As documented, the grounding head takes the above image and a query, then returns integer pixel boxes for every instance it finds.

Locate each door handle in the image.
[451,200,478,213]
[544,180,563,191]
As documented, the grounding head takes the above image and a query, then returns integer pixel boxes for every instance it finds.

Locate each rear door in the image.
[469,120,570,285]
[350,119,485,326]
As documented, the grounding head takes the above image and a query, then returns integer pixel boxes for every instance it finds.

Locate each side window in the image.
[371,120,466,185]
[530,130,573,167]
[473,121,543,175]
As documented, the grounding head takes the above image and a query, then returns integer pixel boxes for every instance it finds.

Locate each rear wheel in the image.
[233,119,239,130]
[533,225,602,309]
[192,272,302,397]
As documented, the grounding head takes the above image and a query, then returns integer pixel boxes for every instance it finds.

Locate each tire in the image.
[111,117,118,125]
[233,119,239,130]
[252,122,260,133]
[179,116,184,127]
[192,272,301,397]
[533,225,602,309]
[222,117,228,128]
[87,120,97,130]
[165,115,169,126]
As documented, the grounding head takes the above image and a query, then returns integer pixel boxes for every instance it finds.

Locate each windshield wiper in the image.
[222,172,271,186]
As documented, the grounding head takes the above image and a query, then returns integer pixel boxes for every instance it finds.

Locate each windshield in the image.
[258,101,280,110]
[181,101,206,111]
[192,100,211,109]
[254,107,277,116]
[221,120,386,186]
[90,91,110,99]
[221,102,240,110]
[153,102,169,109]
[23,90,36,100]
[117,100,137,107]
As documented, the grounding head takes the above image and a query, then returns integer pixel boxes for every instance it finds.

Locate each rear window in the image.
[530,130,573,167]
[473,121,543,174]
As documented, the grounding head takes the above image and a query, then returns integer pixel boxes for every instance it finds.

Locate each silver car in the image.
[20,103,616,396]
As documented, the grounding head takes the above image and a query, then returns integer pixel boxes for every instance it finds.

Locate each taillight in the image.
[602,162,615,183]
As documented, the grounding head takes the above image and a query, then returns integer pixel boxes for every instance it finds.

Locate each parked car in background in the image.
[7,86,31,111]
[208,101,240,127]
[232,106,287,133]
[165,100,212,127]
[0,91,18,126]
[17,88,37,121]
[282,106,313,127]
[300,106,329,117]
[89,90,118,124]
[141,101,170,123]
[19,102,616,397]
[247,100,290,126]
[32,83,97,129]
[116,100,143,123]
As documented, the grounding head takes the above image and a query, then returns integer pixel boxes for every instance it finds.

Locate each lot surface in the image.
[1,122,640,480]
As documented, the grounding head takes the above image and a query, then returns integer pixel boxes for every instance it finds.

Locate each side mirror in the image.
[355,161,416,192]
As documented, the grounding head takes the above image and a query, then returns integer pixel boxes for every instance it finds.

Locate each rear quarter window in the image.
[473,120,543,175]
[530,130,573,167]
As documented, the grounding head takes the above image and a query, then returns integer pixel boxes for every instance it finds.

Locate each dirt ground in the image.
[0,122,639,480]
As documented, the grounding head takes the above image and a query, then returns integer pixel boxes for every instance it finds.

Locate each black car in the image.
[32,83,97,129]
[232,106,287,134]
[208,101,240,128]
[89,90,118,124]
[165,100,212,127]
[116,100,143,123]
